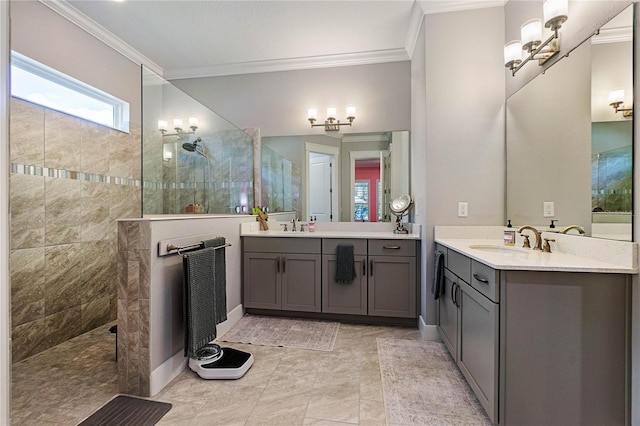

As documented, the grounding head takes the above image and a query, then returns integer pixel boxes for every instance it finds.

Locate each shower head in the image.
[182,137,201,152]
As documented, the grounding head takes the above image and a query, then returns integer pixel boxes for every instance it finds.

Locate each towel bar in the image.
[166,242,232,255]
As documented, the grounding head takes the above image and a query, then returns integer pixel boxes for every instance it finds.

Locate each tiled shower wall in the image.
[9,97,141,362]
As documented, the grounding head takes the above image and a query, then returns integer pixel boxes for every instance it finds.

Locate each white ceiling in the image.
[47,0,503,80]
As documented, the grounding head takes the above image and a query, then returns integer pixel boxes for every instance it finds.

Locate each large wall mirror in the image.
[261,131,410,222]
[506,5,633,241]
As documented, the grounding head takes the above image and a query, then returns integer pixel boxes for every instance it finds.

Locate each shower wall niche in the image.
[142,67,255,215]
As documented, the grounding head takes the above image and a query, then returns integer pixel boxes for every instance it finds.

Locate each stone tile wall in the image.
[116,220,150,396]
[9,97,141,362]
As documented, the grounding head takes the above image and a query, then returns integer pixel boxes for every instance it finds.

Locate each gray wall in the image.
[421,6,506,325]
[171,61,411,137]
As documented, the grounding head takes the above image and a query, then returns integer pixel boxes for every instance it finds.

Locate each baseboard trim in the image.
[149,304,245,396]
[419,315,441,341]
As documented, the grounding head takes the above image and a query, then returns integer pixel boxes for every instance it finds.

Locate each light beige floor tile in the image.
[305,382,361,424]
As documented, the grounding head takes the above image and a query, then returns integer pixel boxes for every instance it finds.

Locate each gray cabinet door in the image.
[322,254,367,315]
[368,255,416,318]
[458,279,498,424]
[243,252,281,309]
[438,269,459,360]
[281,254,322,312]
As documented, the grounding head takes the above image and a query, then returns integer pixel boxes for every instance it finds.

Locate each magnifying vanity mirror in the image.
[506,5,633,241]
[389,194,413,234]
[261,131,410,222]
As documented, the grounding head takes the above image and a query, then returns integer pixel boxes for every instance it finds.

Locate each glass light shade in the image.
[543,0,568,29]
[609,89,625,105]
[163,150,173,161]
[326,107,337,120]
[504,40,523,66]
[173,118,183,129]
[157,119,168,131]
[188,116,198,127]
[521,19,542,50]
[307,108,318,120]
[346,106,356,118]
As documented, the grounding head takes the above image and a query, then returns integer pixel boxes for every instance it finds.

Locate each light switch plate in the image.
[543,201,554,217]
[458,202,468,217]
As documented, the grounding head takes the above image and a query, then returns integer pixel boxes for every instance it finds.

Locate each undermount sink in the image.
[468,244,530,254]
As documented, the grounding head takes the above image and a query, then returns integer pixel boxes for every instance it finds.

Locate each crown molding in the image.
[405,2,426,59]
[38,0,164,77]
[591,27,633,44]
[418,0,506,15]
[163,49,410,80]
[342,133,391,143]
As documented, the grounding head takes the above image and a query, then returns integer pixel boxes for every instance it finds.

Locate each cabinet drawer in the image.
[368,239,416,257]
[322,238,367,255]
[243,237,321,254]
[448,249,471,283]
[470,260,499,302]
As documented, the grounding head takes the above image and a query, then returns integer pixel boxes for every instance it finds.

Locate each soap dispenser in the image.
[504,219,516,246]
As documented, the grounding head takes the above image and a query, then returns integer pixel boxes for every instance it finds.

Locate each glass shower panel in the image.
[142,66,254,215]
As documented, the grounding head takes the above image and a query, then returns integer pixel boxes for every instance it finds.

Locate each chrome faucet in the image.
[291,218,297,232]
[561,225,585,235]
[518,225,542,250]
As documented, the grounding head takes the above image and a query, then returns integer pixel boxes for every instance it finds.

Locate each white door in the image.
[309,153,333,222]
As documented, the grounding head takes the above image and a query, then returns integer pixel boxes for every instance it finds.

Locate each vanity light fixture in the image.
[609,89,633,117]
[158,116,199,137]
[504,0,568,76]
[308,106,356,131]
[163,150,173,162]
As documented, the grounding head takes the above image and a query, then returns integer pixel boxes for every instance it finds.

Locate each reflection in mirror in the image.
[506,5,633,241]
[141,67,255,215]
[261,131,410,222]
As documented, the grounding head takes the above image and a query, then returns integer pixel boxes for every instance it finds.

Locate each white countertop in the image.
[241,221,421,240]
[436,237,637,274]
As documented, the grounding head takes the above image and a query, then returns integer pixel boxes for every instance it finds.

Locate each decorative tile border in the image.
[11,163,141,187]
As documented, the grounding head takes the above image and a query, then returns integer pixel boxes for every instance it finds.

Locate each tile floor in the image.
[10,319,449,425]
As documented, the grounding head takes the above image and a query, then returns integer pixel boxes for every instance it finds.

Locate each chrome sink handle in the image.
[280,223,288,232]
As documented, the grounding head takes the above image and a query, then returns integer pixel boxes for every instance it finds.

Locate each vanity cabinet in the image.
[367,239,417,318]
[243,235,419,321]
[322,239,368,315]
[243,237,321,312]
[436,244,498,423]
[436,243,630,425]
[322,238,417,318]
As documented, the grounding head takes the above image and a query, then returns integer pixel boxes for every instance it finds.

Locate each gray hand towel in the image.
[183,247,218,358]
[203,237,228,325]
[432,250,445,299]
[335,244,356,284]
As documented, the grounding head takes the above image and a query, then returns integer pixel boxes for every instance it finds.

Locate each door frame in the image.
[305,142,339,222]
[350,150,386,222]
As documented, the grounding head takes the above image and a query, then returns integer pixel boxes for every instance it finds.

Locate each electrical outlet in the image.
[543,201,555,217]
[458,202,468,217]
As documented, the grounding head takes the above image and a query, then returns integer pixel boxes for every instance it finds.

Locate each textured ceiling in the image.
[59,0,502,79]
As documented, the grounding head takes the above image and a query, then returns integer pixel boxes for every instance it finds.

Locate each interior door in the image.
[309,153,333,221]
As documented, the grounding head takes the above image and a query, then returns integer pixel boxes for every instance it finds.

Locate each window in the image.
[354,180,369,221]
[10,51,130,132]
